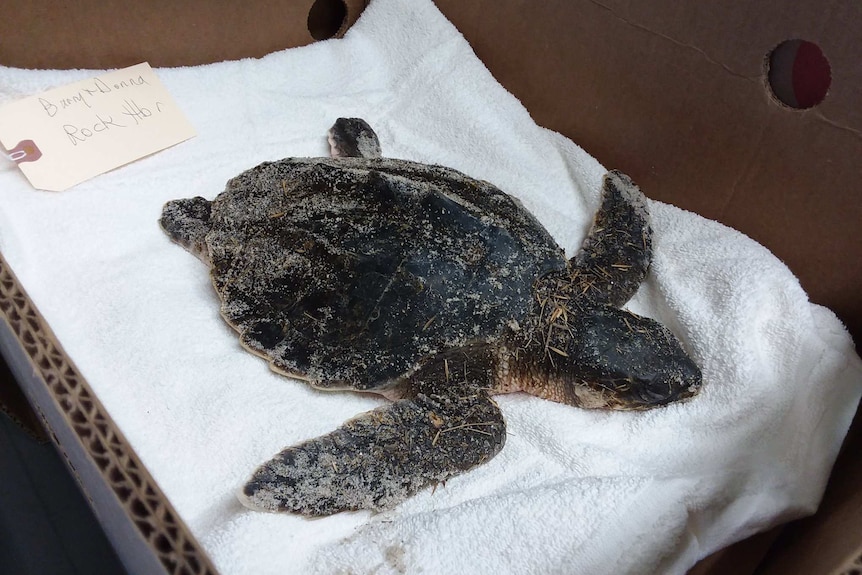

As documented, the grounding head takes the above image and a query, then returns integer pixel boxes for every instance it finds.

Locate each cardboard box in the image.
[1,1,859,573]
[431,3,862,574]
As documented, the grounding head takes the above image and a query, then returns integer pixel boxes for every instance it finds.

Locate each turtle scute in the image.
[204,156,567,391]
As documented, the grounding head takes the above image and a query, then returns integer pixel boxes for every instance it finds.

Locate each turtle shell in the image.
[206,157,567,391]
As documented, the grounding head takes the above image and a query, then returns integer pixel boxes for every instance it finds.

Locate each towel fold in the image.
[0,0,859,573]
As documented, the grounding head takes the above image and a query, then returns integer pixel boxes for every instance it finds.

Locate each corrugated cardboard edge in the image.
[2,249,860,574]
[0,2,370,569]
[0,250,218,575]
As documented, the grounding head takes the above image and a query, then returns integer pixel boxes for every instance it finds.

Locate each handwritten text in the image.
[38,75,150,118]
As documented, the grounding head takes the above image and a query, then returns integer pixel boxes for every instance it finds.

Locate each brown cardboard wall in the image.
[433,0,862,348]
[1,1,860,573]
[0,0,367,69]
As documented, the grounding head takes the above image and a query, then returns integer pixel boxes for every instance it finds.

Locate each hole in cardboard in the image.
[307,0,347,41]
[766,39,831,109]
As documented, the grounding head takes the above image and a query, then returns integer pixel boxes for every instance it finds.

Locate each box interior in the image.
[1,1,859,573]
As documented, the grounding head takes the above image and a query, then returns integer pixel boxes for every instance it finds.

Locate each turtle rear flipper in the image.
[159,196,213,264]
[570,171,652,307]
[239,352,506,516]
[327,117,382,159]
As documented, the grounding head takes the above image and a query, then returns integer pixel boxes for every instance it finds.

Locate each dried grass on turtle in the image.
[160,118,701,516]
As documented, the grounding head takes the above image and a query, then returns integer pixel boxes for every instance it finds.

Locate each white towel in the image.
[1,0,860,573]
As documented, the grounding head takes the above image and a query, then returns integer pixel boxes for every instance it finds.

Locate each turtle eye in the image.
[628,351,702,407]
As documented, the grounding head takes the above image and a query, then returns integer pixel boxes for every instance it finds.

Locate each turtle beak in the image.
[635,357,702,407]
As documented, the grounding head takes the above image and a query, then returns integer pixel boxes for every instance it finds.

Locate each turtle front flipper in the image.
[327,117,382,159]
[570,171,652,307]
[238,351,506,516]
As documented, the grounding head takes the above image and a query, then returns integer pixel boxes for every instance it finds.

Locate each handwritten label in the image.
[0,63,195,191]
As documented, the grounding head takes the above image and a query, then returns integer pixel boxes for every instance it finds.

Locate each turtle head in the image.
[523,305,701,410]
[567,307,701,410]
[159,196,214,265]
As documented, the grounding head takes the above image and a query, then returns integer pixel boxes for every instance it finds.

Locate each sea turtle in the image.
[160,118,701,516]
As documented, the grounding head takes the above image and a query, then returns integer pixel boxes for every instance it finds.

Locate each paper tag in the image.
[0,63,196,191]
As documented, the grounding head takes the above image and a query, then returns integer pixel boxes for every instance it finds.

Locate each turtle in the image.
[159,117,701,517]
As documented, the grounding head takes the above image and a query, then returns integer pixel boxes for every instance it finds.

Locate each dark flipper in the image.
[570,171,652,307]
[327,117,382,158]
[159,196,213,264]
[238,350,505,516]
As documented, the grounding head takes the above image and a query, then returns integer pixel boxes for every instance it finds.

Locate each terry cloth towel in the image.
[1,0,860,573]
